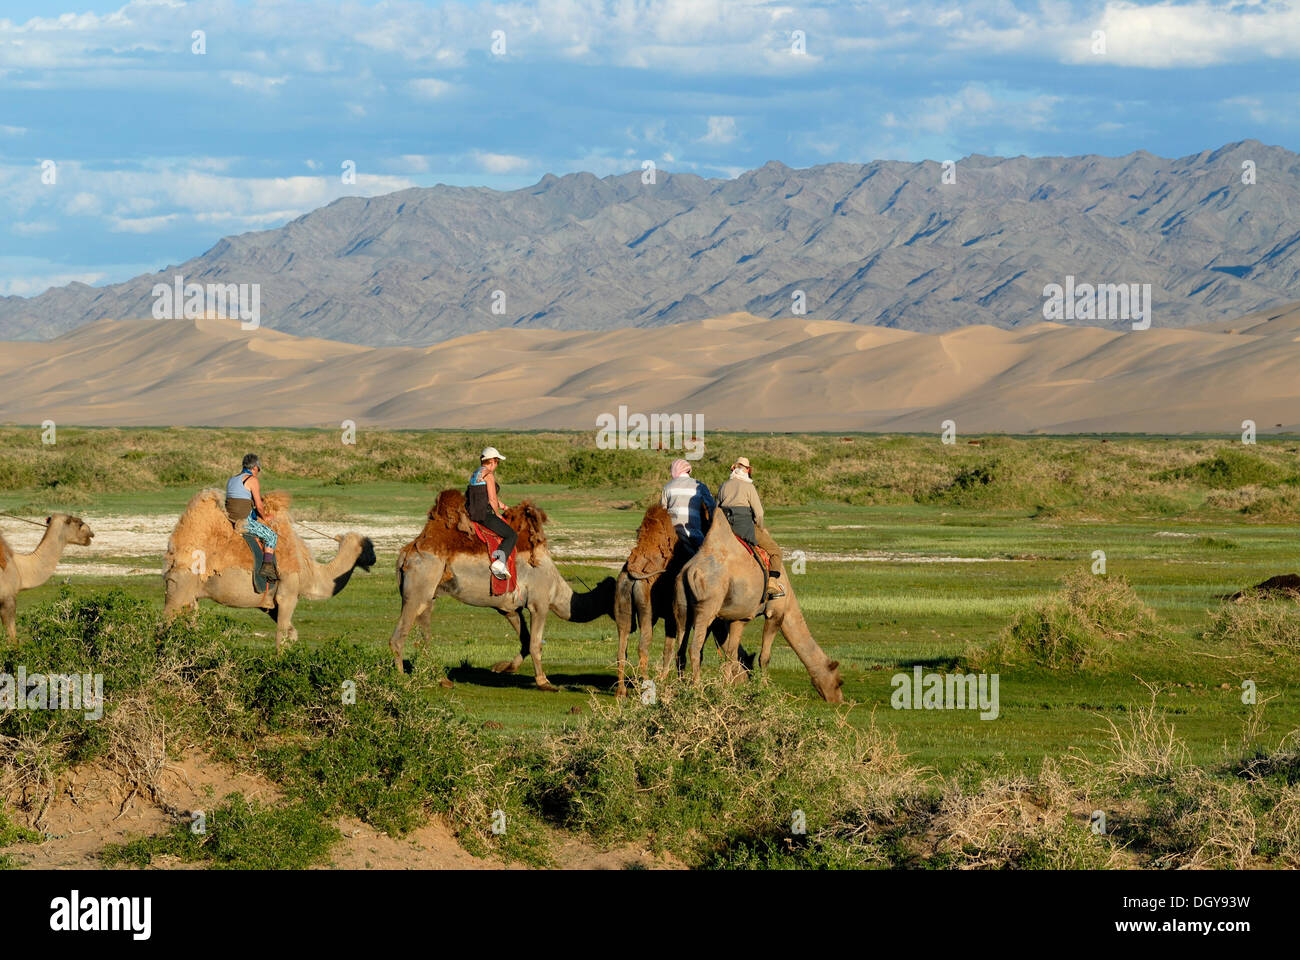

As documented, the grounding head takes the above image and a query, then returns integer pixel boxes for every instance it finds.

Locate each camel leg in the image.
[614,580,634,698]
[389,581,437,669]
[388,597,426,669]
[491,608,528,674]
[635,580,654,679]
[687,601,723,684]
[1,596,16,646]
[721,621,749,684]
[666,576,690,679]
[415,602,434,654]
[274,594,299,655]
[527,604,559,692]
[758,614,780,680]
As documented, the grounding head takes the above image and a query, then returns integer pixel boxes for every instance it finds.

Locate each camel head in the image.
[341,533,377,572]
[564,575,618,623]
[48,514,94,547]
[818,661,845,704]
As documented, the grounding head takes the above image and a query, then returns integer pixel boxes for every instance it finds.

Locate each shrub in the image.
[1202,595,1300,656]
[978,569,1162,670]
[1166,449,1286,489]
[526,679,923,866]
[101,793,339,869]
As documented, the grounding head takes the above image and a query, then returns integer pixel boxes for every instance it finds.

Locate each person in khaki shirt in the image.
[716,456,784,599]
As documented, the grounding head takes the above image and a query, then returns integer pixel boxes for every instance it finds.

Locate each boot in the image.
[490,557,509,580]
[262,551,280,583]
[765,570,785,600]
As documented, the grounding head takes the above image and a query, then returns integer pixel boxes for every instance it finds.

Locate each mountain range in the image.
[3,140,1298,346]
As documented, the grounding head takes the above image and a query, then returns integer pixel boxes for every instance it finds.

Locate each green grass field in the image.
[4,427,1298,782]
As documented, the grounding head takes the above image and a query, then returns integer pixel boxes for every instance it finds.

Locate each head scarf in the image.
[670,458,692,479]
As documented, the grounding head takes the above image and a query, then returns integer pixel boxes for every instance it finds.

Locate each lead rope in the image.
[0,512,48,527]
[293,520,337,540]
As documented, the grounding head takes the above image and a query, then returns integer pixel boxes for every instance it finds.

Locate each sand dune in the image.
[2,305,1298,433]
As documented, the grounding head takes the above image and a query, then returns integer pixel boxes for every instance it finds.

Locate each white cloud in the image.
[224,72,288,93]
[64,192,101,215]
[472,151,530,173]
[109,213,178,233]
[409,77,453,99]
[0,159,419,237]
[909,85,1060,135]
[700,115,738,144]
[0,270,107,297]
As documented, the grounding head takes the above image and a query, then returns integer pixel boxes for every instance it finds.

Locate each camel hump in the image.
[165,487,302,578]
[417,489,548,561]
[626,504,677,579]
[0,533,10,571]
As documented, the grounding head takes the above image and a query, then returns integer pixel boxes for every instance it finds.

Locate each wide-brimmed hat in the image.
[733,456,751,471]
[480,446,506,462]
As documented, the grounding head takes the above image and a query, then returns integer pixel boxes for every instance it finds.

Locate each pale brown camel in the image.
[673,510,844,702]
[0,514,95,644]
[614,504,753,696]
[162,489,376,651]
[389,490,615,691]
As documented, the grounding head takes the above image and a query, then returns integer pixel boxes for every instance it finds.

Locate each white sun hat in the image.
[480,446,506,461]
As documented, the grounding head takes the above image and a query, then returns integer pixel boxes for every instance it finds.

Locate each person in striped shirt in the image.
[659,458,715,552]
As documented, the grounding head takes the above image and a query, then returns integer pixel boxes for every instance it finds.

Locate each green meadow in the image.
[3,426,1298,775]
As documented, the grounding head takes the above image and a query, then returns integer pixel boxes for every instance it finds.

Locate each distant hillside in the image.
[2,140,1298,346]
[2,302,1298,433]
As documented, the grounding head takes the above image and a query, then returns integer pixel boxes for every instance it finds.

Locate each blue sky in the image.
[1,0,1298,296]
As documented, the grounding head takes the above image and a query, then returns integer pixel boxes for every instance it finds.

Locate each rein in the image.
[294,520,338,541]
[0,512,48,528]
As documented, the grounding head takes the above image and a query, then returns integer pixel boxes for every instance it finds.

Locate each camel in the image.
[162,489,376,651]
[615,505,687,697]
[388,490,616,691]
[613,504,755,696]
[673,510,844,703]
[0,514,95,644]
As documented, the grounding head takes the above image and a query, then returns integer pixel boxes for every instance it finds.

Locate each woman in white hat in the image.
[466,446,514,579]
[716,455,784,599]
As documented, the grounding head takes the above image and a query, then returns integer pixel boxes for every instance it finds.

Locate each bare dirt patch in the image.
[5,750,683,871]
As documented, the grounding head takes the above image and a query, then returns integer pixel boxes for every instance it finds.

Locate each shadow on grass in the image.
[445,662,618,692]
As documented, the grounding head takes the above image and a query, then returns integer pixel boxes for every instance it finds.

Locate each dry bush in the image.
[977,569,1163,671]
[931,759,1119,869]
[1203,594,1300,656]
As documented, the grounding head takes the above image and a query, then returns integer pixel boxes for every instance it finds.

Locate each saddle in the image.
[734,535,770,574]
[470,521,518,595]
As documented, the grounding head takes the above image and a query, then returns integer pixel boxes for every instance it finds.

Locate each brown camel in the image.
[615,505,686,697]
[614,504,753,696]
[162,489,376,651]
[389,490,615,691]
[0,514,95,644]
[673,510,844,702]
